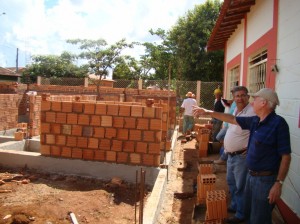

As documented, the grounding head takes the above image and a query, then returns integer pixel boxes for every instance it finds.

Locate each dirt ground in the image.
[0,166,144,224]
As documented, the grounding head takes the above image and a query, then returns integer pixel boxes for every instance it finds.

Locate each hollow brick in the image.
[72,125,82,136]
[46,134,55,144]
[113,117,124,128]
[150,119,162,130]
[95,103,107,115]
[123,141,135,152]
[45,112,56,123]
[73,102,83,113]
[82,126,93,137]
[72,148,82,159]
[130,153,141,165]
[124,117,136,129]
[94,150,105,161]
[143,154,154,166]
[56,112,66,124]
[106,151,116,162]
[99,139,111,150]
[83,149,94,160]
[40,123,50,133]
[62,102,73,112]
[148,143,161,155]
[129,129,141,141]
[136,142,148,153]
[51,145,61,157]
[62,124,72,135]
[90,115,101,126]
[94,127,105,138]
[77,137,88,148]
[41,101,51,111]
[136,118,149,130]
[107,104,119,116]
[56,135,66,146]
[67,136,77,147]
[143,130,154,142]
[51,101,61,112]
[111,140,122,151]
[78,114,90,125]
[117,129,129,140]
[50,123,61,134]
[88,138,99,149]
[119,105,131,116]
[131,106,143,117]
[67,113,78,124]
[101,116,112,127]
[105,128,117,139]
[61,147,72,158]
[143,107,155,118]
[84,103,95,114]
[40,145,50,155]
[117,152,128,163]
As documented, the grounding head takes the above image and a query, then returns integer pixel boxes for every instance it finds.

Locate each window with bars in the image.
[227,66,240,98]
[248,50,267,93]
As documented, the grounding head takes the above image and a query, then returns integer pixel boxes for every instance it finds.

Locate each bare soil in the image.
[0,167,144,224]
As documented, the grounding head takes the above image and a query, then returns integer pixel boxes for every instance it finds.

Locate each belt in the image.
[227,149,247,157]
[249,170,276,176]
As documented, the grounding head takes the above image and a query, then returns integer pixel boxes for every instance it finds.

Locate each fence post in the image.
[196,80,201,105]
[37,76,41,85]
[84,77,89,87]
[138,79,143,90]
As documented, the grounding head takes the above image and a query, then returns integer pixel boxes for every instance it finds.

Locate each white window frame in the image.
[227,65,240,98]
[248,50,267,93]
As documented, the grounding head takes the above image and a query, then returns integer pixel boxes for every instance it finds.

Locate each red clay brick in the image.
[72,148,82,159]
[90,115,101,126]
[107,104,119,116]
[153,155,160,167]
[88,138,99,149]
[82,126,93,137]
[105,128,117,139]
[101,116,113,127]
[123,141,135,152]
[95,103,107,115]
[131,106,143,117]
[117,152,128,163]
[41,101,51,111]
[67,113,78,124]
[51,145,61,157]
[130,153,141,165]
[117,129,129,140]
[41,123,50,133]
[99,139,111,150]
[111,140,123,152]
[73,102,83,113]
[94,127,105,138]
[40,145,50,155]
[143,154,154,166]
[155,107,163,119]
[61,146,72,158]
[143,107,155,118]
[45,112,56,123]
[143,130,155,142]
[94,150,105,161]
[67,136,77,147]
[72,125,82,136]
[77,137,88,148]
[106,151,116,162]
[129,129,141,141]
[84,103,95,114]
[56,135,66,145]
[62,101,73,112]
[150,119,162,130]
[136,142,148,153]
[62,124,72,135]
[148,143,161,155]
[155,131,162,142]
[119,105,131,116]
[78,114,90,125]
[56,112,67,124]
[113,117,124,128]
[51,101,62,112]
[137,118,149,130]
[51,123,61,134]
[83,149,94,160]
[162,112,168,122]
[124,117,136,129]
[46,134,55,144]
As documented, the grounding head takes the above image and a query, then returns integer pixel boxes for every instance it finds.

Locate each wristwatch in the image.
[276,179,283,185]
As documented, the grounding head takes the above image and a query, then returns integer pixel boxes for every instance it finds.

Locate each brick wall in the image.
[40,97,164,167]
[0,94,23,131]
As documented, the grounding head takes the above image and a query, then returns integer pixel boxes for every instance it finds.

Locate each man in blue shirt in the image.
[193,88,291,224]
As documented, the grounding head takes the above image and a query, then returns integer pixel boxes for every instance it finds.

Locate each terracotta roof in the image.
[0,67,22,77]
[207,0,256,51]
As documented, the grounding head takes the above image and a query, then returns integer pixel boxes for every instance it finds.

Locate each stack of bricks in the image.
[29,95,42,137]
[0,94,20,131]
[197,172,216,205]
[40,96,163,167]
[14,123,28,141]
[205,190,227,222]
[197,128,211,157]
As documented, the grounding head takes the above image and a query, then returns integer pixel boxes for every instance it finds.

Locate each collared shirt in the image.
[181,98,197,116]
[236,111,291,172]
[224,103,255,152]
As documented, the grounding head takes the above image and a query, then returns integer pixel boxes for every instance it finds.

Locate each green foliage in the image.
[21,51,88,83]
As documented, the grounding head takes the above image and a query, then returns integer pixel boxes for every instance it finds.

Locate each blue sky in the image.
[0,0,206,68]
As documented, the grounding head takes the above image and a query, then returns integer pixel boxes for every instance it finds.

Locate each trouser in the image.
[182,115,195,134]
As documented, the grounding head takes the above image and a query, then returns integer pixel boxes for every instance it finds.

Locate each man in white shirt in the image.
[180,91,197,136]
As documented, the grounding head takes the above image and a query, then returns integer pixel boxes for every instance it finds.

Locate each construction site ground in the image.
[0,134,284,224]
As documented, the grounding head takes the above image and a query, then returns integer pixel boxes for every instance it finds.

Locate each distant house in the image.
[207,0,300,222]
[0,67,24,82]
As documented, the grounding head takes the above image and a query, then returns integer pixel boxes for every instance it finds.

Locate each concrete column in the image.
[84,77,89,87]
[138,79,143,89]
[37,76,41,85]
[196,81,201,105]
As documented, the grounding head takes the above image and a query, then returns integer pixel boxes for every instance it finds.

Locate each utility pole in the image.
[16,48,19,72]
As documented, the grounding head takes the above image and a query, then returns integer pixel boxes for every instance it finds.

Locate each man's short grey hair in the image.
[232,86,249,95]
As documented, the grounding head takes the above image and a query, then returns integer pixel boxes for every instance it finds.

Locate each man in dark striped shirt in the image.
[193,88,291,224]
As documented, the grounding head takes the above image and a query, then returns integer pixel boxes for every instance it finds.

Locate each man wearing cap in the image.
[193,88,291,224]
[180,92,197,136]
[212,88,225,141]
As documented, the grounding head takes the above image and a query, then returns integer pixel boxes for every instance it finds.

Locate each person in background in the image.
[180,91,197,136]
[211,88,225,141]
[193,88,291,224]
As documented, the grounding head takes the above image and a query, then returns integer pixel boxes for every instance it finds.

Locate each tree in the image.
[167,0,224,81]
[21,52,88,83]
[67,38,134,99]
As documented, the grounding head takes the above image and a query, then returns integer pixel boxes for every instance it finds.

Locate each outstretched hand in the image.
[192,106,212,117]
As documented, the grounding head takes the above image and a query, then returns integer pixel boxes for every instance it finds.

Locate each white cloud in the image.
[0,0,205,67]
